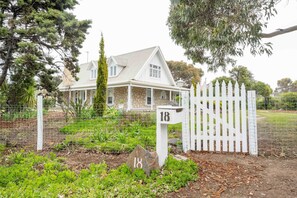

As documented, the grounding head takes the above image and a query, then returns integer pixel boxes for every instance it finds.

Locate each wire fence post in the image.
[37,95,43,151]
[248,91,258,156]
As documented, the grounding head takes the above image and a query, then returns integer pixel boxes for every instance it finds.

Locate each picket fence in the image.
[189,81,257,154]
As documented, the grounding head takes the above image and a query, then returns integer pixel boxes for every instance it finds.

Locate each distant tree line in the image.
[209,66,297,110]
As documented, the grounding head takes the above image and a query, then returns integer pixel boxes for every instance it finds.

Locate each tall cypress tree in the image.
[94,34,108,117]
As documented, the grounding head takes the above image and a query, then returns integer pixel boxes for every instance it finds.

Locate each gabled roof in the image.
[59,46,177,90]
[108,46,157,83]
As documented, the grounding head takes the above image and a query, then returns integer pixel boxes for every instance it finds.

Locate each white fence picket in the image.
[215,81,221,152]
[228,82,234,152]
[222,81,228,152]
[196,84,202,151]
[202,83,208,151]
[241,84,248,152]
[209,82,214,151]
[235,82,241,152]
[188,81,256,154]
[190,85,195,150]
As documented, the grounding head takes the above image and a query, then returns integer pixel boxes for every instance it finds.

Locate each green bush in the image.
[0,152,198,197]
[280,92,297,110]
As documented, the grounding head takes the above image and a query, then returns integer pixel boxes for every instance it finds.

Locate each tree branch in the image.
[261,25,297,38]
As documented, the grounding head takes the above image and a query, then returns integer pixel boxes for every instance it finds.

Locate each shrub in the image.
[280,92,297,110]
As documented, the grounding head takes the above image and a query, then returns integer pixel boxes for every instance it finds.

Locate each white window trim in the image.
[146,88,152,105]
[107,88,114,105]
[149,64,161,78]
[109,65,117,77]
[90,68,97,80]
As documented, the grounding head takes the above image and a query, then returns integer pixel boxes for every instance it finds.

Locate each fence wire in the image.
[1,98,296,158]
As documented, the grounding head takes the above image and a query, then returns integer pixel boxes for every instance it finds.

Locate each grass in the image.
[257,110,297,157]
[0,151,198,197]
[257,110,297,125]
[56,111,183,153]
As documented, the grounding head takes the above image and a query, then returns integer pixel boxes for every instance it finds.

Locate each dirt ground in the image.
[39,149,297,198]
[167,151,297,198]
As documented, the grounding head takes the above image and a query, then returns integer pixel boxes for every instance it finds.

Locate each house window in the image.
[80,90,86,102]
[74,91,79,103]
[107,88,114,105]
[109,65,117,77]
[149,64,161,78]
[90,68,97,79]
[160,91,167,100]
[90,90,95,105]
[146,88,152,105]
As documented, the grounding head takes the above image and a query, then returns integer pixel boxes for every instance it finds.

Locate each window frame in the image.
[109,65,117,77]
[146,88,152,105]
[107,88,114,105]
[149,64,161,78]
[90,68,97,80]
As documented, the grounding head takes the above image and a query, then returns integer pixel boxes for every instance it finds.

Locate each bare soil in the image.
[166,151,297,198]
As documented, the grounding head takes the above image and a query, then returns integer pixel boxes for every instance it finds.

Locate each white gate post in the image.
[37,95,43,151]
[248,91,258,156]
[156,106,184,167]
[181,91,190,152]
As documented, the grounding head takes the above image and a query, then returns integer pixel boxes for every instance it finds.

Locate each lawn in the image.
[257,110,297,157]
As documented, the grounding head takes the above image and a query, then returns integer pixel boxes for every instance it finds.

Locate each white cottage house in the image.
[58,46,188,111]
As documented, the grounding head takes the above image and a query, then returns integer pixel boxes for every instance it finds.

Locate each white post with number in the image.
[156,105,184,166]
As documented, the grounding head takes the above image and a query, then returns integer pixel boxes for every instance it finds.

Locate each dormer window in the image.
[109,65,117,77]
[150,64,161,78]
[90,68,97,80]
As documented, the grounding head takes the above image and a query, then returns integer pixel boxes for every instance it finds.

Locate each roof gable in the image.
[134,47,176,86]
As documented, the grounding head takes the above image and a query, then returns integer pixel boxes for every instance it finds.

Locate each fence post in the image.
[247,91,258,156]
[181,91,190,152]
[37,95,43,151]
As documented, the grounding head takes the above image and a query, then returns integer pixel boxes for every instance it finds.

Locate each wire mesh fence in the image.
[256,97,297,158]
[0,97,296,158]
[0,104,161,152]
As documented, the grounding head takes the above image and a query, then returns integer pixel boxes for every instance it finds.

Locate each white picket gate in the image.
[189,81,257,154]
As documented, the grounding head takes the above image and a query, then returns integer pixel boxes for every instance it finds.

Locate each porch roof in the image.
[59,80,189,92]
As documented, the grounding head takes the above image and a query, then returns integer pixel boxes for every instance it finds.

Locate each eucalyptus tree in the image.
[168,0,297,71]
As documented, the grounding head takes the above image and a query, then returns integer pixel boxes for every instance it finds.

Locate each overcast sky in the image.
[73,0,297,89]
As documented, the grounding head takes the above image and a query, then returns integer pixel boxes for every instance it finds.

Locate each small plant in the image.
[0,152,198,197]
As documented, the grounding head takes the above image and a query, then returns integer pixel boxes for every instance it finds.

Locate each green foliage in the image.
[0,0,91,105]
[229,66,254,90]
[0,81,8,106]
[43,97,56,110]
[280,92,297,110]
[276,78,297,93]
[167,0,276,71]
[211,76,235,86]
[94,34,108,117]
[166,60,204,88]
[253,81,273,110]
[0,108,37,121]
[0,144,5,156]
[21,86,36,108]
[0,152,198,197]
[57,112,157,153]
